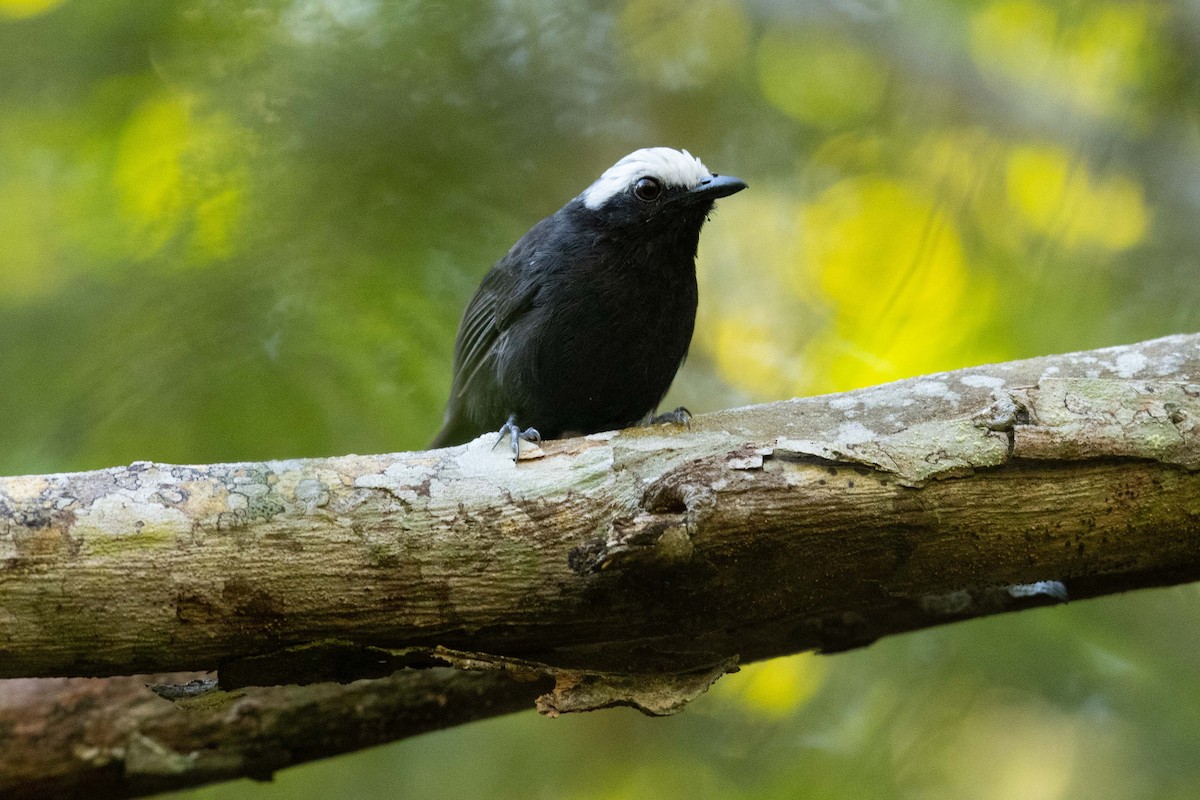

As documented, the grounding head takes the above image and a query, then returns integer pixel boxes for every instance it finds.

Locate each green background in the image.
[1,0,1198,797]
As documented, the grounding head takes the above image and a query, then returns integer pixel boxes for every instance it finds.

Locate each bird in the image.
[431,147,747,458]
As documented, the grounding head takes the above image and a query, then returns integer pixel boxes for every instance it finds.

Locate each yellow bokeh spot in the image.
[716,655,826,718]
[804,178,968,314]
[114,92,248,262]
[696,166,1006,401]
[799,176,986,391]
[713,316,796,401]
[618,0,750,89]
[115,96,189,256]
[0,0,66,19]
[694,187,820,400]
[1006,143,1148,251]
[757,28,886,127]
[970,0,1160,120]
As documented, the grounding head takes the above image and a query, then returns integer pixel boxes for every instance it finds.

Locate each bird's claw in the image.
[493,415,541,462]
[647,406,692,428]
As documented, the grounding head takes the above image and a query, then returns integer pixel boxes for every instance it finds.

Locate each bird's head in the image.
[576,147,747,232]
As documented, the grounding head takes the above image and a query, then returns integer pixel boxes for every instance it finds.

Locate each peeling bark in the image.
[1,333,1199,798]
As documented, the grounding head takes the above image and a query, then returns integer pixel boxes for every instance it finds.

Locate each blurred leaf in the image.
[1005,143,1148,251]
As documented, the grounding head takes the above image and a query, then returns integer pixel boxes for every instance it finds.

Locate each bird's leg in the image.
[644,406,692,428]
[493,414,541,462]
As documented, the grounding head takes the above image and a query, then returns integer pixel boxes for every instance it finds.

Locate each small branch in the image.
[0,669,550,800]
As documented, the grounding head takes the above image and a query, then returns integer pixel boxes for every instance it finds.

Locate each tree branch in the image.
[2,333,1198,797]
[0,669,550,800]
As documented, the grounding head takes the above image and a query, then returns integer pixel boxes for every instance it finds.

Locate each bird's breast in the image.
[494,245,698,435]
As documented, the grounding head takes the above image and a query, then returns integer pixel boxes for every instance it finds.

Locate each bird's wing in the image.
[432,220,555,448]
[451,253,541,403]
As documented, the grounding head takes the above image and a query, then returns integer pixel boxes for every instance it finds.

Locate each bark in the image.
[1,333,1199,797]
[0,669,550,800]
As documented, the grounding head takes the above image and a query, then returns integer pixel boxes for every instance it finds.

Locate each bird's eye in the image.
[633,177,662,201]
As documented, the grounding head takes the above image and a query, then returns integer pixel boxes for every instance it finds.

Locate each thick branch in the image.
[1,333,1199,796]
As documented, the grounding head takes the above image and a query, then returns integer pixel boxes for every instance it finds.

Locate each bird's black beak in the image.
[680,173,748,205]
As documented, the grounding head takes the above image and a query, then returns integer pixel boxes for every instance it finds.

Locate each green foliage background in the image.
[1,0,1198,797]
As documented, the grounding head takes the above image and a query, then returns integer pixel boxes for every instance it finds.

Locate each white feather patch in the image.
[580,147,711,209]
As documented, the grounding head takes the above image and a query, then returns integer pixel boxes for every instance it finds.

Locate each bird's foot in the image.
[646,406,692,428]
[493,415,541,462]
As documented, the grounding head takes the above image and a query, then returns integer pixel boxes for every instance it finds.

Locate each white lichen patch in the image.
[411,436,587,506]
[74,491,191,541]
[960,374,1007,390]
[383,456,438,481]
[454,435,539,477]
[727,447,773,470]
[271,467,343,513]
[912,380,960,402]
[836,421,878,446]
[1007,581,1069,601]
[849,383,917,411]
[0,475,51,504]
[354,457,438,502]
[1113,351,1149,378]
[828,394,861,411]
[1154,350,1185,377]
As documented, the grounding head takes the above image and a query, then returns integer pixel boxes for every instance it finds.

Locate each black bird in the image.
[431,147,747,456]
